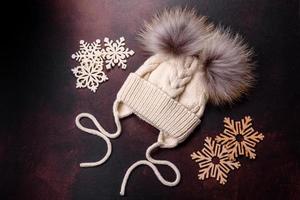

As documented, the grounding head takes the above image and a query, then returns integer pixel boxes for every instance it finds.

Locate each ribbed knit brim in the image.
[116,73,201,147]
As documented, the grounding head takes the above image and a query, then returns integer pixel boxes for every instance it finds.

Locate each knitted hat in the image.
[75,7,254,195]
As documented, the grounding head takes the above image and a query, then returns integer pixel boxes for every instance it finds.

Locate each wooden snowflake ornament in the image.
[215,116,264,160]
[191,137,241,184]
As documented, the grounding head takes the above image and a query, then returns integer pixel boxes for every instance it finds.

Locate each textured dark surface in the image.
[1,0,300,199]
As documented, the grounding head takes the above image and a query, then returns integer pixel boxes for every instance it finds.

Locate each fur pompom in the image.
[139,7,255,105]
[201,27,255,105]
[138,7,212,56]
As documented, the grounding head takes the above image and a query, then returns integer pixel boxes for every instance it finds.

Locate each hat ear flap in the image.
[201,27,255,105]
[118,102,133,119]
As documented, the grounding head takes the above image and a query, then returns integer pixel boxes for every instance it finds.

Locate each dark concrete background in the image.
[1,0,299,199]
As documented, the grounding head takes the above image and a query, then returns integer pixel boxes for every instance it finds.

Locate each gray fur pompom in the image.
[201,28,255,105]
[138,7,212,56]
[139,7,255,105]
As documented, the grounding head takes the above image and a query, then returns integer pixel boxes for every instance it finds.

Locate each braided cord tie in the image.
[75,101,121,167]
[120,141,181,196]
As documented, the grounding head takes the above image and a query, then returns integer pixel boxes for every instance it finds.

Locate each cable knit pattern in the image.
[169,64,191,97]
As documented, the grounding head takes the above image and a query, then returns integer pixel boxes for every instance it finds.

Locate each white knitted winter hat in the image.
[75,7,254,195]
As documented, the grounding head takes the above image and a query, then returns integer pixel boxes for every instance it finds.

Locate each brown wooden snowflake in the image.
[215,116,264,160]
[191,137,241,184]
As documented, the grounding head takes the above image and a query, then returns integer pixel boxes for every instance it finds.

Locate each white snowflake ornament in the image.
[71,61,108,93]
[71,39,107,93]
[71,39,103,66]
[103,37,135,69]
[70,37,135,92]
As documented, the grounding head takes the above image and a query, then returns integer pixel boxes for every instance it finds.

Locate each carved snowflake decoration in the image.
[191,137,240,184]
[71,39,103,66]
[103,37,135,69]
[215,116,264,160]
[70,37,134,92]
[71,61,108,93]
[71,39,107,92]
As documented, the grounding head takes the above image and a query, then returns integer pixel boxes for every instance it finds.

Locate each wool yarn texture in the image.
[75,7,255,195]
